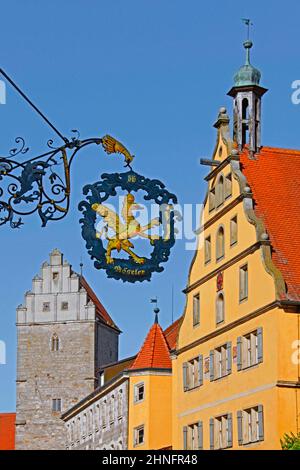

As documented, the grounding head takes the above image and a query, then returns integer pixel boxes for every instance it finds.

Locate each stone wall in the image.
[65,378,129,450]
[15,249,119,450]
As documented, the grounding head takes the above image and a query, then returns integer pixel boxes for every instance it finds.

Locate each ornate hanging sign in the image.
[79,169,177,283]
[0,69,178,283]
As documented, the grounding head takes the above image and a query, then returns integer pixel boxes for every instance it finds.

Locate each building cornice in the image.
[175,300,279,356]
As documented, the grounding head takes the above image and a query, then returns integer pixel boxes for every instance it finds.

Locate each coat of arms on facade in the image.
[79,137,177,282]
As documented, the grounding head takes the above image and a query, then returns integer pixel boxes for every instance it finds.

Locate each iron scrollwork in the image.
[0,134,133,228]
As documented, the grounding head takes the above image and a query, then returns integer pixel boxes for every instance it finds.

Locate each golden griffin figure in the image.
[92,194,160,265]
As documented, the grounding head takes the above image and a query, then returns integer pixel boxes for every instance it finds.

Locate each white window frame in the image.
[134,425,145,447]
[134,382,145,403]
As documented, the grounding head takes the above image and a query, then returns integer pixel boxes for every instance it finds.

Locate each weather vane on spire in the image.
[150,297,160,323]
[242,18,253,40]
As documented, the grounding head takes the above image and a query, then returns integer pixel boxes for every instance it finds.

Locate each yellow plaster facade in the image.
[172,111,300,450]
[128,373,172,450]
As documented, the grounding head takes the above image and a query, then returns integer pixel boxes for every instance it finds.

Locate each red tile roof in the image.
[130,321,172,370]
[241,146,300,300]
[164,317,182,350]
[79,276,120,331]
[0,413,15,450]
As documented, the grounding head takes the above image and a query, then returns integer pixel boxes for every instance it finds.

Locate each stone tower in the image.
[15,249,120,450]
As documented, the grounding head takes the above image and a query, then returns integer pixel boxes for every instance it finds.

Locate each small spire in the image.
[80,257,83,276]
[150,297,159,324]
[243,39,252,66]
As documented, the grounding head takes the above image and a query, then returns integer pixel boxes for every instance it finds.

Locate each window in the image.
[210,343,231,381]
[205,236,211,264]
[109,396,114,423]
[134,425,145,446]
[61,301,69,311]
[52,398,62,412]
[239,264,248,301]
[134,383,145,403]
[82,413,87,435]
[237,328,263,370]
[225,173,232,199]
[183,422,203,450]
[216,292,225,324]
[89,409,93,434]
[230,216,238,246]
[209,188,215,212]
[216,226,225,260]
[52,272,59,281]
[210,414,232,450]
[43,302,50,312]
[117,390,123,417]
[77,417,81,442]
[98,370,105,387]
[193,294,200,326]
[238,406,264,445]
[242,98,249,146]
[183,355,203,391]
[101,401,107,427]
[51,333,59,352]
[216,176,224,208]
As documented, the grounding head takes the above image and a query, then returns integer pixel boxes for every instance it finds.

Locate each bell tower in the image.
[227,28,267,157]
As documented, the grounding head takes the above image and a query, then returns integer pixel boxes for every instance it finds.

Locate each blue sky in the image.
[0,0,300,411]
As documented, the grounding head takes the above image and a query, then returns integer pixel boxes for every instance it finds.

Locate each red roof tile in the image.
[241,146,300,300]
[164,317,182,350]
[0,413,15,450]
[80,276,120,330]
[130,321,172,370]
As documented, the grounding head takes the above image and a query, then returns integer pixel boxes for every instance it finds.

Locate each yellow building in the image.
[172,39,300,450]
[127,313,178,450]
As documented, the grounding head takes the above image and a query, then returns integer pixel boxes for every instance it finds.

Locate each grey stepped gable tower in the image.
[16,249,120,450]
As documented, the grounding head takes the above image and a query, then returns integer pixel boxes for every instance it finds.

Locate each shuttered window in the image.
[209,188,215,212]
[210,343,232,380]
[239,264,248,301]
[193,294,200,326]
[216,227,225,260]
[182,355,203,391]
[230,216,238,246]
[205,236,211,264]
[237,328,263,371]
[184,422,203,450]
[237,406,264,445]
[216,176,224,208]
[211,414,233,450]
[225,173,232,199]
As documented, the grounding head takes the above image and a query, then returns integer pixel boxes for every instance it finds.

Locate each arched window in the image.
[216,226,225,260]
[216,292,225,324]
[242,98,249,146]
[51,334,59,352]
[216,175,224,207]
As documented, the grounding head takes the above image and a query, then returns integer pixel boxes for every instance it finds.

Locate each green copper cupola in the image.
[228,32,268,157]
[234,40,261,87]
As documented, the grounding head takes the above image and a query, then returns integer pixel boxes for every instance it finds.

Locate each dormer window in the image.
[52,272,59,281]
